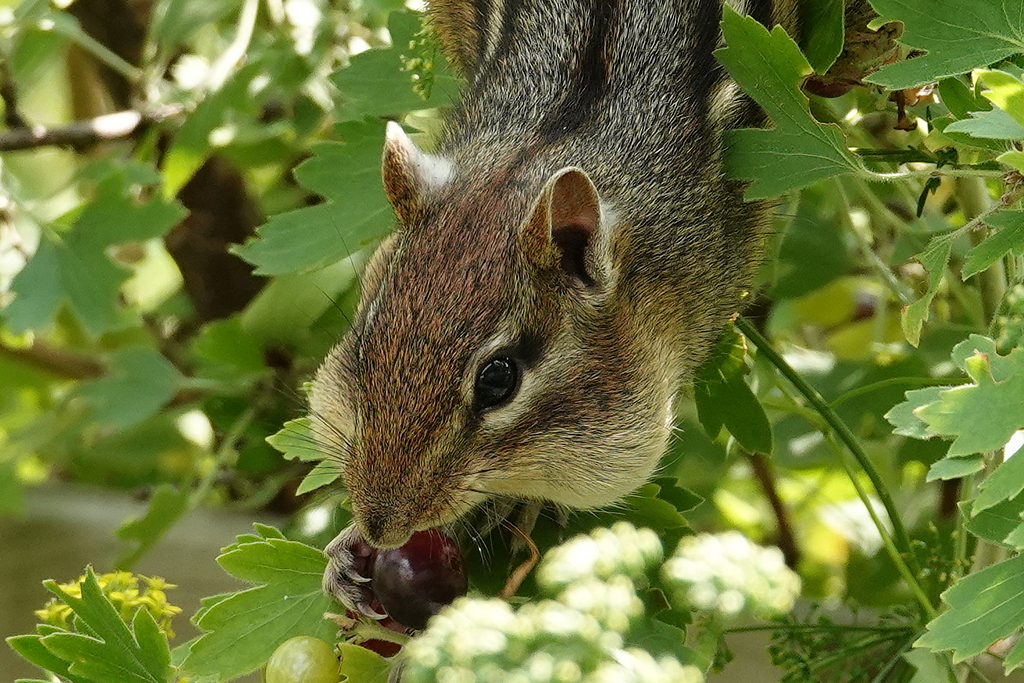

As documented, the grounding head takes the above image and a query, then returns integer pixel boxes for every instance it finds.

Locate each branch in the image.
[0,340,104,380]
[0,105,183,152]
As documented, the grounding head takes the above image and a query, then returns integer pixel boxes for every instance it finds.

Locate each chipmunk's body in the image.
[313,0,796,605]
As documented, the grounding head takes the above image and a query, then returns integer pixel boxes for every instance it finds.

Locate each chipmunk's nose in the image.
[359,507,413,549]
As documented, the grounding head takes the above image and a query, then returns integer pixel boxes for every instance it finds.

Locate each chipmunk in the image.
[312,0,800,610]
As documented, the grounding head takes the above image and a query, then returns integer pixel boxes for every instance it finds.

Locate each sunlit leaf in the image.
[915,336,1024,457]
[233,120,390,275]
[916,553,1024,666]
[867,0,1024,89]
[37,568,173,683]
[717,7,862,199]
[962,211,1024,280]
[180,526,336,682]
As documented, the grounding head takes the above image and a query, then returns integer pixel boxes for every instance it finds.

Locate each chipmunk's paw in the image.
[322,525,387,619]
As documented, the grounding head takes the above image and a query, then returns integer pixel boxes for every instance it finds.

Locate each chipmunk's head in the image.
[310,123,676,548]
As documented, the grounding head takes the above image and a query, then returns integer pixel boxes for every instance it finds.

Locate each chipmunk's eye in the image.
[474,357,519,411]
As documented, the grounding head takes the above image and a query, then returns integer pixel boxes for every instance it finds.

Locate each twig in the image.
[0,105,183,152]
[0,339,104,379]
[0,59,27,129]
[745,450,800,568]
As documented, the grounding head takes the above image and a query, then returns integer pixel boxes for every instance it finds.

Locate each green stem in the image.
[192,405,257,505]
[958,177,1006,323]
[725,624,912,634]
[736,317,935,619]
[834,179,915,305]
[829,377,955,410]
[863,169,1007,182]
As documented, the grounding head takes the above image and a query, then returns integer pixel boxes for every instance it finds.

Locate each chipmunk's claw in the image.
[322,524,381,617]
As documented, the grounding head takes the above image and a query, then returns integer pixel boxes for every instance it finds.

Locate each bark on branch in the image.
[0,105,183,152]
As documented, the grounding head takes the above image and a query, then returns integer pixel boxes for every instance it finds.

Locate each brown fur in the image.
[312,0,798,568]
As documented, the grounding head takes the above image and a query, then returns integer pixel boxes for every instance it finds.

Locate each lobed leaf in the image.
[330,11,460,122]
[76,347,183,431]
[916,553,1024,667]
[915,336,1024,457]
[115,485,191,569]
[867,0,1024,89]
[716,7,863,199]
[233,121,391,275]
[37,568,173,683]
[4,174,186,336]
[694,324,773,455]
[901,235,954,347]
[179,528,337,682]
[962,211,1024,280]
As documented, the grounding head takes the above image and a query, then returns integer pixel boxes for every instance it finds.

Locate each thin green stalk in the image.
[867,635,914,683]
[826,432,936,619]
[865,169,1007,182]
[726,624,912,634]
[51,21,143,82]
[192,405,257,505]
[829,377,955,410]
[834,179,915,305]
[736,317,936,619]
[958,177,1006,322]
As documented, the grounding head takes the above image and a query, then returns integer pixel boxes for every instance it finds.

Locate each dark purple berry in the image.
[371,530,467,630]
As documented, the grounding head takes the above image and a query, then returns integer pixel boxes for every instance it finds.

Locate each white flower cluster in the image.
[536,522,664,591]
[661,531,800,619]
[402,524,701,683]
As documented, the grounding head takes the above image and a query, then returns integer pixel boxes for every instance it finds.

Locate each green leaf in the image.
[695,324,773,454]
[716,7,862,199]
[330,11,460,122]
[268,417,320,462]
[4,175,186,335]
[77,346,183,430]
[38,567,173,683]
[769,189,853,299]
[938,78,991,120]
[964,495,1024,547]
[974,449,1024,514]
[800,0,845,73]
[885,386,945,440]
[901,235,954,347]
[962,211,1024,280]
[927,454,984,482]
[149,0,234,59]
[115,485,191,569]
[916,553,1024,664]
[999,151,1024,173]
[337,643,390,683]
[163,66,259,196]
[1005,634,1024,673]
[191,318,266,379]
[268,416,344,495]
[977,69,1024,129]
[945,107,1024,140]
[6,633,90,683]
[915,336,1024,457]
[180,527,337,682]
[904,647,950,683]
[233,120,391,275]
[867,0,1024,90]
[296,459,342,495]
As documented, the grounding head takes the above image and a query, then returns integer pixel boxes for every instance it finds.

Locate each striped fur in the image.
[312,0,798,561]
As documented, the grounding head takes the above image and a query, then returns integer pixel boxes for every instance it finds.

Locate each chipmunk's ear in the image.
[520,167,612,290]
[382,121,453,225]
